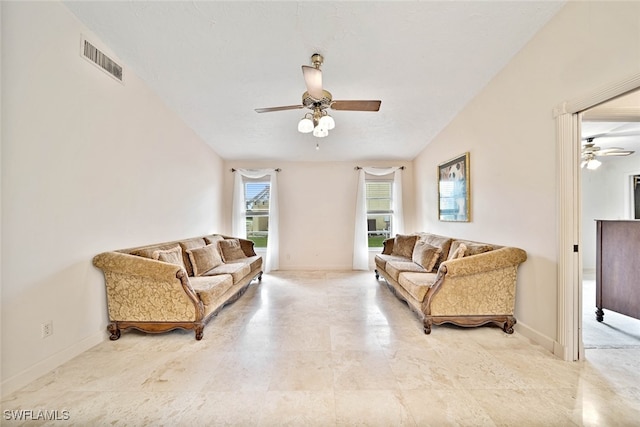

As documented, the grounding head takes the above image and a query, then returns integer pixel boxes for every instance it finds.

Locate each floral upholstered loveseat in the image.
[375,233,526,334]
[93,234,262,340]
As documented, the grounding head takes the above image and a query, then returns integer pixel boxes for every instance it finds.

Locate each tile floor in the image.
[2,271,640,426]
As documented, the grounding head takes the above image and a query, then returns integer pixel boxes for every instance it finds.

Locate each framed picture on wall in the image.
[438,152,470,222]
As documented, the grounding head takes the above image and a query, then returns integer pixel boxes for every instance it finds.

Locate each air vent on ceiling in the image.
[80,36,123,83]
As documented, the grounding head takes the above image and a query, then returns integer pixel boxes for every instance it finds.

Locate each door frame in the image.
[625,172,640,220]
[553,72,640,361]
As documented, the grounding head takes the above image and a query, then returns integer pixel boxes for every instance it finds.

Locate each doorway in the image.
[555,72,640,361]
[580,103,640,352]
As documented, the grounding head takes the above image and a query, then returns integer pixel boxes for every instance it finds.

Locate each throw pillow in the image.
[152,246,186,271]
[179,238,206,276]
[448,240,493,261]
[204,234,224,246]
[187,244,223,276]
[447,242,467,260]
[218,239,247,262]
[464,242,494,256]
[411,241,442,272]
[130,244,176,260]
[391,234,418,258]
[424,235,453,270]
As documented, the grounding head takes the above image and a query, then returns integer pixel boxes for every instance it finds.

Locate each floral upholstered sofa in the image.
[375,233,526,334]
[93,234,262,340]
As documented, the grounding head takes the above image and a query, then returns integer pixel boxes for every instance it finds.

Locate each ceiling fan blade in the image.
[582,130,640,140]
[255,105,304,113]
[331,100,382,112]
[302,65,323,100]
[596,148,635,156]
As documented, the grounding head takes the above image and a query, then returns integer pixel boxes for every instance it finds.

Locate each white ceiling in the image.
[63,1,566,162]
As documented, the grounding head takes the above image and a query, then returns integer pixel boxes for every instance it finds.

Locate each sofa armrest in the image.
[381,238,395,255]
[426,247,527,317]
[93,251,202,322]
[439,247,527,278]
[93,251,185,280]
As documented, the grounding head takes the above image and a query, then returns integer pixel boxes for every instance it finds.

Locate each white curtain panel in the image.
[353,169,369,270]
[266,171,279,272]
[232,172,247,238]
[352,166,404,270]
[392,169,404,236]
[232,168,279,272]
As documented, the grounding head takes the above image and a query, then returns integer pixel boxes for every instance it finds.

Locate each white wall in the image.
[413,1,640,348]
[223,160,414,271]
[1,2,225,395]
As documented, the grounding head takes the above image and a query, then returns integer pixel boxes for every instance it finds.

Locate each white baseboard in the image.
[1,330,107,398]
[553,340,569,360]
[514,321,557,354]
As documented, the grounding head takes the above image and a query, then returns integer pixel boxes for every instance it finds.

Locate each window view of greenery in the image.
[245,181,270,248]
[366,181,393,247]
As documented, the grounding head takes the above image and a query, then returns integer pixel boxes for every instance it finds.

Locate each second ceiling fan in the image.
[255,54,382,138]
[581,123,638,169]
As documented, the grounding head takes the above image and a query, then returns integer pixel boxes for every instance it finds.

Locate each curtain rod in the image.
[354,166,405,170]
[231,168,281,172]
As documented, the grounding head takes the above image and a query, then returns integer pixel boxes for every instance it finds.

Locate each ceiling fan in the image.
[581,136,636,169]
[255,54,382,138]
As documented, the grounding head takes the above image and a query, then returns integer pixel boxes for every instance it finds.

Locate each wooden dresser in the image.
[595,220,640,322]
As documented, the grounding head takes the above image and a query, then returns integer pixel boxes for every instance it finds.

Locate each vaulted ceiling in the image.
[64,1,565,162]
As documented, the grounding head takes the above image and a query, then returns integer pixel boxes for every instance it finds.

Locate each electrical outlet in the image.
[41,321,53,338]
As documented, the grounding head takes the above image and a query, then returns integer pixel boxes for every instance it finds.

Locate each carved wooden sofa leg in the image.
[503,316,517,334]
[423,318,432,335]
[195,324,204,341]
[107,323,121,341]
[258,272,263,282]
[374,269,380,280]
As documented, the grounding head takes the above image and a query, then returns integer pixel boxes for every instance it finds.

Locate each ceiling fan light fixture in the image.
[313,126,329,138]
[319,114,335,130]
[586,158,601,170]
[298,117,314,133]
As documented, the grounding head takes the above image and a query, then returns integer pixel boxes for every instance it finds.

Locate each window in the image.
[245,180,270,248]
[366,180,392,247]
